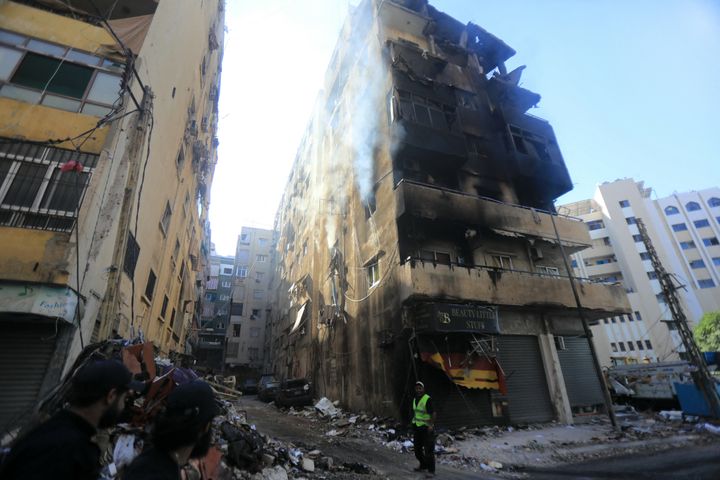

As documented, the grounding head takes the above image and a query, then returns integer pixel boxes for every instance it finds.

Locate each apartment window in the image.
[420,250,452,265]
[221,281,231,288]
[672,223,687,232]
[698,279,716,289]
[620,315,626,323]
[611,343,618,353]
[703,237,719,247]
[0,31,123,115]
[664,205,680,216]
[0,141,98,232]
[625,216,637,225]
[255,272,265,282]
[627,341,635,351]
[258,238,268,248]
[656,293,667,304]
[619,343,626,352]
[713,257,720,266]
[160,295,169,319]
[635,311,642,321]
[603,237,612,246]
[123,232,141,278]
[645,340,653,349]
[219,295,230,301]
[251,308,260,319]
[248,347,259,360]
[537,266,560,276]
[680,241,696,250]
[619,200,630,208]
[173,240,180,264]
[689,259,706,269]
[159,202,172,234]
[250,327,260,338]
[397,90,456,131]
[686,201,701,211]
[571,259,578,268]
[587,220,605,231]
[240,233,250,244]
[694,219,710,228]
[636,340,644,350]
[633,234,643,242]
[176,147,185,172]
[232,324,241,337]
[221,265,233,275]
[231,302,243,316]
[627,313,634,322]
[603,319,609,324]
[237,266,248,278]
[708,197,720,207]
[639,252,651,261]
[144,269,157,301]
[367,262,380,287]
[253,289,264,300]
[611,317,617,323]
[491,255,514,270]
[256,254,267,262]
[647,271,658,280]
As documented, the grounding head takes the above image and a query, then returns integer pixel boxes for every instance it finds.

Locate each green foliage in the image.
[694,311,720,352]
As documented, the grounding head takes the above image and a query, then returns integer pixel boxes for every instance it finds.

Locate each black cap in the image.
[72,360,146,395]
[166,381,219,423]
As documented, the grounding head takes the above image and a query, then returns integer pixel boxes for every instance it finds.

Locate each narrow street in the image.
[234,396,496,479]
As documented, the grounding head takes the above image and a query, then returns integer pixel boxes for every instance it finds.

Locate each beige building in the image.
[0,0,223,430]
[226,226,274,368]
[561,179,720,366]
[267,0,628,427]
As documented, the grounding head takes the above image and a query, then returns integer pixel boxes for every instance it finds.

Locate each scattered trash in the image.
[314,397,339,418]
[658,410,684,422]
[696,423,720,435]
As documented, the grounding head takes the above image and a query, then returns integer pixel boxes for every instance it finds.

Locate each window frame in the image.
[686,201,701,211]
[0,29,124,116]
[664,205,680,216]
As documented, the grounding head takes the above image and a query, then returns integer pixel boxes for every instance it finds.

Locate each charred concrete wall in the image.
[268,0,628,420]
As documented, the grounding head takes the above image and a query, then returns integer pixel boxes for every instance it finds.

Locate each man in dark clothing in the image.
[411,381,436,478]
[0,360,143,480]
[123,380,219,480]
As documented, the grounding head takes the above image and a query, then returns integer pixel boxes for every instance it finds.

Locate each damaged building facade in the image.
[267,0,629,427]
[0,0,223,431]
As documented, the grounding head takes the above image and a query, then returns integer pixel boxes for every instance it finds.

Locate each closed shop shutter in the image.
[556,336,604,408]
[0,320,57,431]
[418,364,495,429]
[497,335,554,424]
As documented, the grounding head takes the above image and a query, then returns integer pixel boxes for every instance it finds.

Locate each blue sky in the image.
[210,0,720,255]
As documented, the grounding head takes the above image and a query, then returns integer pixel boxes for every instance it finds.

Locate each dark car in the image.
[258,374,277,390]
[240,378,258,395]
[275,378,313,407]
[258,379,281,402]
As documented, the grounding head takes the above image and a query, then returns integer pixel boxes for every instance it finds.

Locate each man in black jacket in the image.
[0,360,143,480]
[123,380,219,480]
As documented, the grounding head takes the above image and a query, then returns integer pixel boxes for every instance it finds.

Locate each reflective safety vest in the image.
[412,394,431,427]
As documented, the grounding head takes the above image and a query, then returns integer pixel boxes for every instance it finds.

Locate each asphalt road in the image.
[520,442,720,480]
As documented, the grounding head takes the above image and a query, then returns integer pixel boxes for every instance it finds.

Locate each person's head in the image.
[152,381,219,459]
[66,360,145,428]
[414,381,425,398]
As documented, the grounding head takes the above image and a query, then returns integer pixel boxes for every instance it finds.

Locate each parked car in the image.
[240,378,258,395]
[258,379,281,402]
[258,374,277,390]
[275,378,313,407]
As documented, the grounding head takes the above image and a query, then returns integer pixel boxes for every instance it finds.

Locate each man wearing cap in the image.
[123,380,219,480]
[411,381,436,477]
[0,360,143,480]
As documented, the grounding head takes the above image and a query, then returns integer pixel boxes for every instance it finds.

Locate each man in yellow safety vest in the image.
[411,381,436,477]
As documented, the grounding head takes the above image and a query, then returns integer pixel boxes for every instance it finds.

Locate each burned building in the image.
[268,0,629,427]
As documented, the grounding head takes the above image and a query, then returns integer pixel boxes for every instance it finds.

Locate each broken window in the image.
[232,324,241,337]
[144,269,157,301]
[420,250,452,265]
[123,232,140,278]
[367,262,380,288]
[396,90,457,132]
[491,254,513,270]
[251,308,260,319]
[159,202,172,234]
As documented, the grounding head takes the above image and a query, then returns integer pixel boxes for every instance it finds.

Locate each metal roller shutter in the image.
[556,336,604,408]
[497,335,554,424]
[0,320,58,431]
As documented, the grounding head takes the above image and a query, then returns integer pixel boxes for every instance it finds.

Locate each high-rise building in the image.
[0,0,223,430]
[226,226,274,369]
[195,252,234,370]
[267,0,628,427]
[561,179,720,366]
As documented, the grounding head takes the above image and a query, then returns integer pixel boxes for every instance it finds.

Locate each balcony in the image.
[395,180,591,249]
[397,262,630,319]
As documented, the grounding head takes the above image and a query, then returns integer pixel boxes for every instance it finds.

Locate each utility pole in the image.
[550,214,618,428]
[635,218,720,418]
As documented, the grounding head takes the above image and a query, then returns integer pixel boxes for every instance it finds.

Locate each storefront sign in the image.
[0,284,79,323]
[414,303,500,333]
